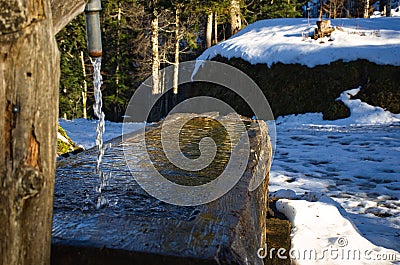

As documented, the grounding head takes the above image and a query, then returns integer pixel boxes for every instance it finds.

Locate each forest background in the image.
[58,0,383,121]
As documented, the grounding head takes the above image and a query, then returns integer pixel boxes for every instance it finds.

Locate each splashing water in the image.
[90,57,109,209]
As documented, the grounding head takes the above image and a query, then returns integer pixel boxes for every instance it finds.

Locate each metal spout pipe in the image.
[85,0,103,58]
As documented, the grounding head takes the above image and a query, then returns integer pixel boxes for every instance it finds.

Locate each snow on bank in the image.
[196,18,400,68]
[337,87,400,124]
[277,87,400,126]
[59,119,144,150]
[270,122,400,262]
[58,91,400,264]
[273,192,399,265]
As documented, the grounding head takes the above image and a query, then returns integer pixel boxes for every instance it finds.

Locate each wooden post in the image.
[0,0,86,264]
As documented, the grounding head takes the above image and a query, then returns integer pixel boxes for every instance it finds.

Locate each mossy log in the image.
[57,125,84,157]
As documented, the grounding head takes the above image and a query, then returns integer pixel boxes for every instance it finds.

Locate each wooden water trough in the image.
[51,113,272,265]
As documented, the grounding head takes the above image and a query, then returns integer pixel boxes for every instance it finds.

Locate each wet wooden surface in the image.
[51,114,272,265]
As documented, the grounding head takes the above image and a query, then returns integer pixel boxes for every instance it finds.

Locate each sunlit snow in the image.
[60,16,400,265]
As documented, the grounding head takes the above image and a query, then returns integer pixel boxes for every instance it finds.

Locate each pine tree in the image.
[56,14,88,120]
[58,0,307,122]
[246,0,304,19]
[100,0,145,121]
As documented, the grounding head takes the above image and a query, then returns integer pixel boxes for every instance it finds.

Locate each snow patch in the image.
[196,18,400,68]
[338,87,400,125]
[270,88,400,263]
[59,119,144,150]
[277,87,400,127]
[276,196,399,265]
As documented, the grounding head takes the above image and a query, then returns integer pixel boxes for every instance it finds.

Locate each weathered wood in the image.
[51,114,272,265]
[51,0,87,34]
[314,20,335,40]
[0,0,86,264]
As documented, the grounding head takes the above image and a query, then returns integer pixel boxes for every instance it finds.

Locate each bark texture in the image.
[214,12,218,45]
[386,0,392,16]
[364,0,370,17]
[51,0,87,34]
[0,0,86,264]
[80,50,88,119]
[230,0,242,35]
[151,12,160,95]
[173,8,180,95]
[206,12,213,48]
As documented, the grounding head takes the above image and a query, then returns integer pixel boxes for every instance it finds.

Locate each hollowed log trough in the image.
[51,113,272,265]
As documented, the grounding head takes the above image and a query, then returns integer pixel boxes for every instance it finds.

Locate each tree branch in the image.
[51,0,87,34]
[161,58,176,65]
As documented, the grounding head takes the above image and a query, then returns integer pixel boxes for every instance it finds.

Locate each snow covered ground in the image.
[195,17,400,264]
[196,17,400,67]
[270,88,400,264]
[59,88,400,264]
[59,119,144,150]
[60,17,399,265]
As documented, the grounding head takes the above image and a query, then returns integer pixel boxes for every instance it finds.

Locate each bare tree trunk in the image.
[319,0,324,19]
[386,0,392,16]
[151,11,160,95]
[0,1,86,265]
[214,12,218,45]
[364,0,370,17]
[80,51,88,119]
[333,1,341,18]
[115,6,122,118]
[230,0,242,35]
[173,7,180,95]
[346,0,351,17]
[206,11,213,48]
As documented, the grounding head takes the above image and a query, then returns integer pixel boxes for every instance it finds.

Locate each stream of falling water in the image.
[90,57,109,209]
